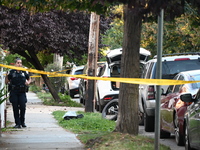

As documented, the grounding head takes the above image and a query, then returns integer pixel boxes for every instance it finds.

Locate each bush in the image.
[37,92,82,107]
[45,63,66,93]
[29,84,41,93]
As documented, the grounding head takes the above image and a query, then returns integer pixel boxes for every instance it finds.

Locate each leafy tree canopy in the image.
[2,0,198,20]
[0,5,112,63]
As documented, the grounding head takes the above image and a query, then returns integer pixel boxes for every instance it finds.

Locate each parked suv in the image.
[95,47,151,112]
[139,52,200,132]
[65,65,84,98]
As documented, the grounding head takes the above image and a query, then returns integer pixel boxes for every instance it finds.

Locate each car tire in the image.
[160,129,171,138]
[102,99,118,121]
[144,112,154,132]
[138,111,144,125]
[68,89,73,98]
[67,88,74,98]
[70,93,75,98]
[174,114,184,146]
[80,97,83,104]
[96,91,102,112]
[185,122,192,150]
[79,91,83,104]
[95,99,100,111]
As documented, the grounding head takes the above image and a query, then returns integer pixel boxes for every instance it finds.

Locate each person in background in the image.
[5,57,31,128]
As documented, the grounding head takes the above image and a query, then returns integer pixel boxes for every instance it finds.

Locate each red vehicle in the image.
[160,69,200,146]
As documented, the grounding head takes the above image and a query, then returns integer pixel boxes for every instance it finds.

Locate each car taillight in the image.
[70,77,78,81]
[103,96,113,100]
[147,85,155,100]
[174,58,190,61]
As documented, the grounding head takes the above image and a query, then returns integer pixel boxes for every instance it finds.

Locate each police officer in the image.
[5,57,31,128]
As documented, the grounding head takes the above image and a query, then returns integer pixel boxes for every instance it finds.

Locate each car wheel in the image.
[185,122,192,150]
[79,92,83,103]
[144,112,154,132]
[70,93,75,98]
[95,98,100,111]
[138,111,144,125]
[66,86,70,96]
[96,91,102,112]
[160,129,171,138]
[79,89,83,103]
[80,97,83,104]
[174,114,184,146]
[67,88,74,98]
[102,99,118,121]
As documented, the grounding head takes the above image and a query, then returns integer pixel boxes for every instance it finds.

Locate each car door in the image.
[160,74,182,132]
[160,84,177,131]
[188,93,200,148]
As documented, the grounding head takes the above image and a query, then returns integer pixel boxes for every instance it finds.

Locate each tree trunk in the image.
[18,50,61,102]
[115,5,142,135]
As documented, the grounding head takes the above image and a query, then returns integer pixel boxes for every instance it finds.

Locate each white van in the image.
[95,47,151,112]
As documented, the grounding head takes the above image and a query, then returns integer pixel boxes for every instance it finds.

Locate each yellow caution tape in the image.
[53,68,71,73]
[1,63,200,85]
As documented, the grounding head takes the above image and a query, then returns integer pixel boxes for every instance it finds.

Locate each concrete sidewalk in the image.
[0,92,85,150]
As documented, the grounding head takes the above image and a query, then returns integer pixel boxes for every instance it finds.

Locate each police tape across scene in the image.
[1,63,200,86]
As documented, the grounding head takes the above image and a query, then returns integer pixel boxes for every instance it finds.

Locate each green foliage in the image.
[102,19,123,50]
[141,15,200,57]
[53,111,115,134]
[102,10,200,57]
[45,63,66,93]
[58,93,82,107]
[101,5,123,50]
[37,92,82,107]
[0,86,8,105]
[63,52,87,66]
[37,51,53,67]
[29,84,42,93]
[0,0,112,15]
[4,53,33,69]
[37,92,52,100]
[52,110,170,150]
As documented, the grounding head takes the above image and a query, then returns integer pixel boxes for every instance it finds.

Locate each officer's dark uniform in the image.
[7,69,30,127]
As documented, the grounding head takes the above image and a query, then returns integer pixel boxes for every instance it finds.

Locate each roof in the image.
[149,54,200,62]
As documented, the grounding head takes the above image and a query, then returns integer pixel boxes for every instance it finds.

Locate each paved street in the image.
[139,126,184,150]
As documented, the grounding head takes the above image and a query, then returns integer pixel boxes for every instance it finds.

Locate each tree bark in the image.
[18,50,61,102]
[115,5,142,135]
[85,12,99,112]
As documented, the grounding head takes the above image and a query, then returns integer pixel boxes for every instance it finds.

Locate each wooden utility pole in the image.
[85,12,100,112]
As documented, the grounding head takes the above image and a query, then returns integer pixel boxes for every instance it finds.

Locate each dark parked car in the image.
[181,88,200,150]
[160,69,200,146]
[79,62,106,104]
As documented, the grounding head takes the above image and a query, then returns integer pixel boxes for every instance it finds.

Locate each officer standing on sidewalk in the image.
[5,57,31,128]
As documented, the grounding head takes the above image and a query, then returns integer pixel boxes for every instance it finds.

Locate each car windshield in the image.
[190,74,200,89]
[75,69,83,75]
[152,59,200,79]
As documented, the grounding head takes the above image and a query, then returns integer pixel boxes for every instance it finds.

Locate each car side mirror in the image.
[66,70,71,74]
[161,88,166,96]
[180,93,195,103]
